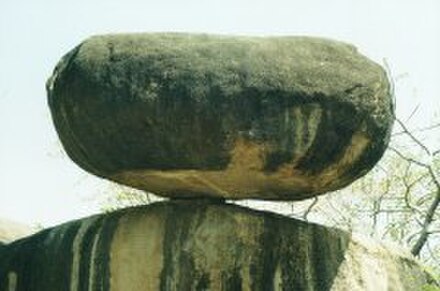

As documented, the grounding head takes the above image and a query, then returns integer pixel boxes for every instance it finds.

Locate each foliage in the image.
[100,185,161,213]
[422,283,440,291]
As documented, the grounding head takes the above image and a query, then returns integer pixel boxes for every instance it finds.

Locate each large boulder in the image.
[0,201,435,290]
[47,34,394,200]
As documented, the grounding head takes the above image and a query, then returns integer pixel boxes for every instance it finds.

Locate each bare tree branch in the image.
[411,188,440,256]
[324,196,353,230]
[406,104,420,122]
[386,122,440,257]
[389,146,429,168]
[395,118,431,156]
[302,197,319,221]
[393,122,440,137]
[402,171,426,221]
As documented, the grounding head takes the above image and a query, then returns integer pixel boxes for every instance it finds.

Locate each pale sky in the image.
[1,0,439,227]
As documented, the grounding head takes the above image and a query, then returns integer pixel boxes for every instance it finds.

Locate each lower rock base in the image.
[0,201,436,290]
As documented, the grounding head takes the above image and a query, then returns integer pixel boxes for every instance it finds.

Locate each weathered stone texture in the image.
[47,34,394,200]
[0,202,434,290]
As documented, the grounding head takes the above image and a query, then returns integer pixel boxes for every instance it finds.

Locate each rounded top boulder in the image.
[47,33,394,200]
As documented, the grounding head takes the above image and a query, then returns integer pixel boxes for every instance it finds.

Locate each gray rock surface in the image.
[47,34,394,200]
[0,201,435,290]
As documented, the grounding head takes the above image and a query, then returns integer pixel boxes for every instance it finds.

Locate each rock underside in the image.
[0,201,435,291]
[47,33,394,200]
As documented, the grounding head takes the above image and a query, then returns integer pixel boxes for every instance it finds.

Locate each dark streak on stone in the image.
[196,272,210,291]
[311,228,349,291]
[59,222,83,290]
[91,213,122,291]
[341,122,390,184]
[79,216,105,290]
[160,202,204,291]
[0,222,82,290]
[296,102,361,174]
[281,224,307,291]
[257,216,281,291]
[223,268,243,291]
[301,104,312,148]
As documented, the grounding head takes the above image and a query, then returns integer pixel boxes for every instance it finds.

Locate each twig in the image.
[406,104,420,123]
[402,171,427,220]
[388,146,429,168]
[389,144,440,255]
[392,122,440,137]
[411,188,440,256]
[395,118,431,156]
[302,197,319,221]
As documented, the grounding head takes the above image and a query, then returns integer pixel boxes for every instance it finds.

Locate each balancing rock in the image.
[47,34,394,200]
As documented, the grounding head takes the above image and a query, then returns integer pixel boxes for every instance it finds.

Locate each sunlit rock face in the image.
[0,202,434,290]
[47,33,394,200]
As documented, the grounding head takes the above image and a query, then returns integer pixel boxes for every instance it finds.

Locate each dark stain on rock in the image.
[296,102,362,174]
[160,202,202,291]
[223,268,243,291]
[281,224,310,291]
[58,222,83,290]
[0,222,82,290]
[91,213,122,291]
[78,217,105,290]
[196,273,210,291]
[311,228,349,290]
[251,216,280,291]
[341,123,391,183]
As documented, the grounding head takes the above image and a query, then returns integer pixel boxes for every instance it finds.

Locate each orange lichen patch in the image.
[110,129,370,200]
[313,129,371,191]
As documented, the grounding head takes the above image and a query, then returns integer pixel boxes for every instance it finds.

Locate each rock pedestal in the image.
[0,201,435,290]
[1,34,420,291]
[47,33,394,200]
